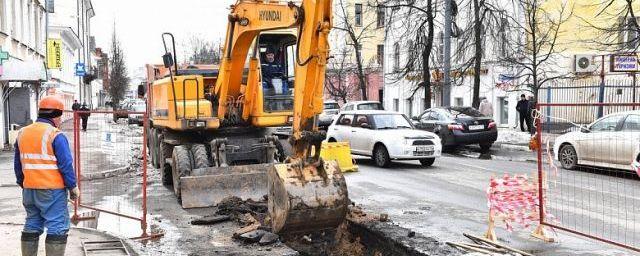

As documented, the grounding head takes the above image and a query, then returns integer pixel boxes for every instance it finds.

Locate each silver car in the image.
[554,110,640,171]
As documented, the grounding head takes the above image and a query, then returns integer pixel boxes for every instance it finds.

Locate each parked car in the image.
[340,101,384,112]
[326,110,441,167]
[113,101,132,121]
[412,107,497,152]
[318,100,341,128]
[128,100,146,126]
[554,110,640,171]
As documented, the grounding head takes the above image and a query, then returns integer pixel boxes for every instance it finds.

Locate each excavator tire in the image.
[161,138,174,186]
[151,129,160,169]
[268,160,349,234]
[191,144,210,169]
[171,145,192,199]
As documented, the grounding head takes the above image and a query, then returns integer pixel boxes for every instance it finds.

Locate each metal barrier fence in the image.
[70,110,151,238]
[536,102,640,252]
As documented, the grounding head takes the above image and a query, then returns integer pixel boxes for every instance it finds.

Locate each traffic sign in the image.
[75,62,86,76]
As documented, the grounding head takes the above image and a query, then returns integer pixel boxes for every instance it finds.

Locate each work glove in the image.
[69,187,80,200]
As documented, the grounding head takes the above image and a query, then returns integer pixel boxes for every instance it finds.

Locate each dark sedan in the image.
[412,107,497,151]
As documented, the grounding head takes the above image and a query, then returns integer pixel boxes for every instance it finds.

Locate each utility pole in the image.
[442,0,452,106]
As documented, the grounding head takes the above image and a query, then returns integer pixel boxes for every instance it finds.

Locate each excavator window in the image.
[258,33,296,112]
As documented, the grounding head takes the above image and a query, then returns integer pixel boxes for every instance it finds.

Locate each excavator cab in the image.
[257,33,295,113]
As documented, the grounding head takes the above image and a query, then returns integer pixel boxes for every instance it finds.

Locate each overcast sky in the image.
[91,0,235,78]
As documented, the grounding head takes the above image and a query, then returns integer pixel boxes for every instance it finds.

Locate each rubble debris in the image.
[379,213,389,222]
[233,223,260,239]
[258,232,279,245]
[408,231,415,238]
[239,230,268,243]
[190,215,231,225]
[301,235,312,243]
[462,233,533,256]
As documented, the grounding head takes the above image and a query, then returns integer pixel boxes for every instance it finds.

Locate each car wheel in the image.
[480,142,493,153]
[419,158,435,167]
[328,138,337,142]
[373,144,390,168]
[560,144,578,170]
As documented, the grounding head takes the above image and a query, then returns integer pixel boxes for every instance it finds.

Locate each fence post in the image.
[545,86,551,132]
[597,55,605,118]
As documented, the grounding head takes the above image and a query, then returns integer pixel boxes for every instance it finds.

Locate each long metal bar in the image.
[537,103,640,107]
[78,204,143,221]
[542,223,640,253]
[141,113,149,237]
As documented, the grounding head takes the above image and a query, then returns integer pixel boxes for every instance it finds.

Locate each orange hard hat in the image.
[39,95,64,111]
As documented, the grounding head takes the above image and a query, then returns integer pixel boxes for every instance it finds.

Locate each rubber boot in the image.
[44,234,67,256]
[21,232,40,256]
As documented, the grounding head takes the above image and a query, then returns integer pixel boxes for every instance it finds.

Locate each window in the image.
[354,4,362,26]
[376,6,385,27]
[454,97,464,106]
[357,102,382,110]
[377,44,384,66]
[371,114,412,129]
[11,0,16,36]
[420,111,432,122]
[0,0,5,32]
[286,44,296,78]
[590,115,623,132]
[405,98,412,117]
[354,115,370,127]
[393,98,399,111]
[406,40,414,71]
[437,32,444,64]
[393,42,400,71]
[337,114,354,126]
[498,16,509,57]
[343,104,354,111]
[622,17,640,50]
[623,115,640,131]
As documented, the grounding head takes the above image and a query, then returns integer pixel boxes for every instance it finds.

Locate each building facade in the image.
[325,0,385,104]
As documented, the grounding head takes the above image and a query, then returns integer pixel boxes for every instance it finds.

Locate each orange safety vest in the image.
[17,122,65,189]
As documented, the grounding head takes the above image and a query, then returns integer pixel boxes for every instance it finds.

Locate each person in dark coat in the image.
[527,96,537,134]
[71,100,80,111]
[516,94,531,133]
[79,103,90,132]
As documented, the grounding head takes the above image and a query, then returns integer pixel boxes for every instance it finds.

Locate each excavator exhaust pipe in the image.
[268,160,349,234]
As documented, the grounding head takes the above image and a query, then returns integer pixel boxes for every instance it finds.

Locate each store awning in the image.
[0,60,47,82]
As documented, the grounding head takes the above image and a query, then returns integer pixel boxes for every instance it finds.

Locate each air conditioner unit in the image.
[574,55,598,73]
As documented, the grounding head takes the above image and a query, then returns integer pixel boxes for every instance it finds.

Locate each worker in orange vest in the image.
[14,95,79,256]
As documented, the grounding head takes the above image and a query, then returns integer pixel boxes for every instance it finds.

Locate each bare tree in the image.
[326,47,358,103]
[376,0,439,109]
[333,0,380,100]
[108,26,130,109]
[498,0,572,99]
[450,0,507,108]
[580,0,640,52]
[184,36,223,65]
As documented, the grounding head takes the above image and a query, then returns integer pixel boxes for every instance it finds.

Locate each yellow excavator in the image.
[146,0,348,233]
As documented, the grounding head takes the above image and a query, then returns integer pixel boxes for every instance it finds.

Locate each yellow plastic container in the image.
[320,141,358,172]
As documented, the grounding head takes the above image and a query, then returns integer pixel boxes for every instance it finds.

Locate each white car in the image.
[326,110,442,167]
[340,101,384,112]
[554,110,640,171]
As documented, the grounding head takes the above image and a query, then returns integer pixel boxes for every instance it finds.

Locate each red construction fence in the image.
[65,110,152,238]
[536,102,640,252]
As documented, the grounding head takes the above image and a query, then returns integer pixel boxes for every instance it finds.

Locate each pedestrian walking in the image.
[478,97,493,117]
[14,95,78,256]
[79,103,90,132]
[516,94,531,133]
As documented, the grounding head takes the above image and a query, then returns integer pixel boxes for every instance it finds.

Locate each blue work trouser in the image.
[22,188,70,235]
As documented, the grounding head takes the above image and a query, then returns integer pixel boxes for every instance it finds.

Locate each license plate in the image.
[416,145,434,152]
[469,125,484,130]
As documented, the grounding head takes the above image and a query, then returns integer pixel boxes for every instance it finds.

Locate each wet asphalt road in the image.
[345,152,639,256]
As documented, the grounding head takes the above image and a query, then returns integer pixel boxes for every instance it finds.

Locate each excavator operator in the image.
[261,47,285,95]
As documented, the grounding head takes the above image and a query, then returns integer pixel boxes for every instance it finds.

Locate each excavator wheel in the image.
[160,137,174,185]
[150,129,160,169]
[171,145,192,199]
[191,144,210,169]
[268,160,349,234]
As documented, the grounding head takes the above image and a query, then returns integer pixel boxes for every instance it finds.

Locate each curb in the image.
[498,143,531,152]
[80,166,131,181]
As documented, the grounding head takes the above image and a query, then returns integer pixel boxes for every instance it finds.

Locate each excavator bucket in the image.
[179,164,271,208]
[268,160,349,234]
[319,142,358,172]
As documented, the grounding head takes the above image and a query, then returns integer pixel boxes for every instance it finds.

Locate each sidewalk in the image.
[0,150,138,256]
